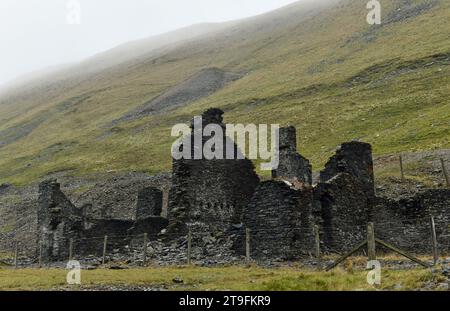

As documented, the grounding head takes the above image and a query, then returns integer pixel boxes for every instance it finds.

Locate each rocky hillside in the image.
[0,0,449,186]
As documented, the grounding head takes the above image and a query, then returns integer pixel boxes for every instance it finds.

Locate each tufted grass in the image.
[0,264,444,291]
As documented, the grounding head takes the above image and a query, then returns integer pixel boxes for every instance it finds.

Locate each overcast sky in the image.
[0,0,300,86]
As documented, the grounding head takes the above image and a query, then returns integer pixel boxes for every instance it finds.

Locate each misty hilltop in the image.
[0,0,449,185]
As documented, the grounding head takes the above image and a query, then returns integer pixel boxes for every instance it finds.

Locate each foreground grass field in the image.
[0,265,444,291]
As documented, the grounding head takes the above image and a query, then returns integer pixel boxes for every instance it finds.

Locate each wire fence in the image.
[2,216,450,269]
[382,155,449,187]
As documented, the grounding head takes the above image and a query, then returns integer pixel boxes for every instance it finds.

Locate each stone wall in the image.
[311,141,375,254]
[136,187,163,219]
[272,126,312,185]
[313,173,371,253]
[373,189,450,255]
[37,179,169,261]
[167,109,260,236]
[37,179,84,262]
[320,141,375,199]
[239,180,314,259]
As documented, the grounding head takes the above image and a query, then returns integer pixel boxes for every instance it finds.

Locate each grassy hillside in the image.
[0,0,449,185]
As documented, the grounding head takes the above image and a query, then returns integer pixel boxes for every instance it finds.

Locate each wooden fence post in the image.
[367,222,376,261]
[245,228,251,264]
[38,242,42,268]
[131,239,136,262]
[314,225,321,259]
[399,155,405,182]
[102,235,108,265]
[430,216,439,265]
[441,158,449,188]
[187,228,192,265]
[69,238,74,261]
[14,242,18,269]
[142,233,148,266]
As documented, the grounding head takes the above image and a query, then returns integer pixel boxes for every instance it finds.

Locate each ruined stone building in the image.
[35,108,450,262]
[38,179,167,261]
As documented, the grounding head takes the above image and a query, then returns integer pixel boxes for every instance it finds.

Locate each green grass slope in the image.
[0,0,449,185]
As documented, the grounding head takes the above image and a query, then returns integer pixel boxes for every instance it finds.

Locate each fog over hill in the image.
[0,0,331,99]
[0,0,449,186]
